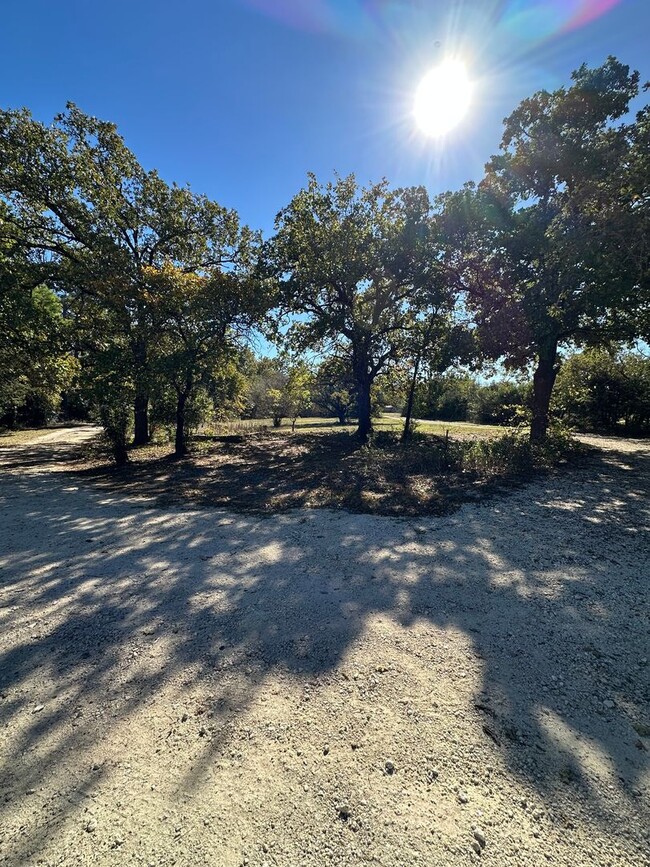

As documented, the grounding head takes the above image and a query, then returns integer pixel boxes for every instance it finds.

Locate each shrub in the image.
[460,425,580,478]
[462,430,534,477]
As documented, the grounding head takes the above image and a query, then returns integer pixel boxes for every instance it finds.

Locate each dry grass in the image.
[206,414,505,439]
[73,418,527,518]
[0,427,56,446]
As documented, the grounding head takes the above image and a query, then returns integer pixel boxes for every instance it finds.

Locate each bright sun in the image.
[414,59,472,137]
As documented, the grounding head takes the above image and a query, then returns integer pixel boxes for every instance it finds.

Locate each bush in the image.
[462,430,534,476]
[553,349,650,435]
[460,425,580,478]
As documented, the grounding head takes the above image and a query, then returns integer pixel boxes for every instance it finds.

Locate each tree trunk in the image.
[113,438,129,467]
[174,391,188,457]
[132,338,149,446]
[401,354,421,443]
[4,405,17,430]
[530,342,558,444]
[99,405,129,466]
[133,393,149,446]
[355,375,372,443]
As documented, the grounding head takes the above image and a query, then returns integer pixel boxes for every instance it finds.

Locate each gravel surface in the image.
[0,427,648,866]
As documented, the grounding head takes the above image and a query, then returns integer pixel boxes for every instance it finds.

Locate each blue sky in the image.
[2,0,649,236]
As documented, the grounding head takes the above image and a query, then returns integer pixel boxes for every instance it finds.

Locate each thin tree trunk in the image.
[174,391,189,457]
[530,341,558,444]
[99,406,129,466]
[133,393,149,446]
[113,438,129,466]
[401,354,421,443]
[132,337,149,446]
[5,405,17,430]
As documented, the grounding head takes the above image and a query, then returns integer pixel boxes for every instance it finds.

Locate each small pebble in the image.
[474,828,486,849]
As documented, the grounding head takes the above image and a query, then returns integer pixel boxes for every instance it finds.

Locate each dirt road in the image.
[0,428,648,866]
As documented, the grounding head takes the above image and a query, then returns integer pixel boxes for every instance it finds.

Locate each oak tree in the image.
[440,58,648,441]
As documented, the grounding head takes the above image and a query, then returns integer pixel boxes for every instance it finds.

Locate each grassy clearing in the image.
[375,413,505,439]
[202,414,505,439]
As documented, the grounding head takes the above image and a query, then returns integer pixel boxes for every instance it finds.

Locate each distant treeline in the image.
[411,349,650,435]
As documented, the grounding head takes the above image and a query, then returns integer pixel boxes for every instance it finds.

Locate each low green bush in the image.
[460,424,581,478]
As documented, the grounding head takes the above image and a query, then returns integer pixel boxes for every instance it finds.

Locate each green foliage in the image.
[312,355,356,423]
[206,355,251,421]
[143,263,266,455]
[440,58,648,442]
[0,103,256,456]
[82,341,134,465]
[553,348,650,434]
[244,357,312,428]
[267,174,451,441]
[414,373,474,422]
[244,358,286,420]
[462,430,535,477]
[1,62,648,464]
[460,425,580,478]
[0,248,76,426]
[413,373,529,426]
[472,381,531,425]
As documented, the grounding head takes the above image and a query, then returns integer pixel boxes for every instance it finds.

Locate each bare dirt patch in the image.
[0,429,648,866]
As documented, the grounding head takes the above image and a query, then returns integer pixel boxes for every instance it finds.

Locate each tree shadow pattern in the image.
[0,439,648,865]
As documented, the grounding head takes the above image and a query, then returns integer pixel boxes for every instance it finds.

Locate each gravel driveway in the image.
[0,428,648,866]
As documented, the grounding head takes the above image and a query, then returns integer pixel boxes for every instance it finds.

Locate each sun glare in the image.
[414,59,472,137]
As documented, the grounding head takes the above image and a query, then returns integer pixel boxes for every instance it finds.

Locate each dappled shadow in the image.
[72,430,498,516]
[0,442,90,472]
[0,437,648,863]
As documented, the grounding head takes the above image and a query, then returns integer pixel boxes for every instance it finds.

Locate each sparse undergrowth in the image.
[74,425,586,517]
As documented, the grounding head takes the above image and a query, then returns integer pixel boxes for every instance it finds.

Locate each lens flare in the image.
[498,0,621,43]
[234,0,622,41]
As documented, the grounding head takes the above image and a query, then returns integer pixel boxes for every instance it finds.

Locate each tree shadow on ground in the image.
[0,441,648,863]
[72,430,516,517]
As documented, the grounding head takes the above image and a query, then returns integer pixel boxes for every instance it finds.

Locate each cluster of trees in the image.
[553,348,650,434]
[1,58,648,461]
[412,374,530,426]
[410,347,650,435]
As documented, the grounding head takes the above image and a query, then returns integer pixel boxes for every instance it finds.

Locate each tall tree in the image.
[144,262,265,457]
[267,175,448,442]
[0,103,248,444]
[440,58,648,441]
[400,319,471,442]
